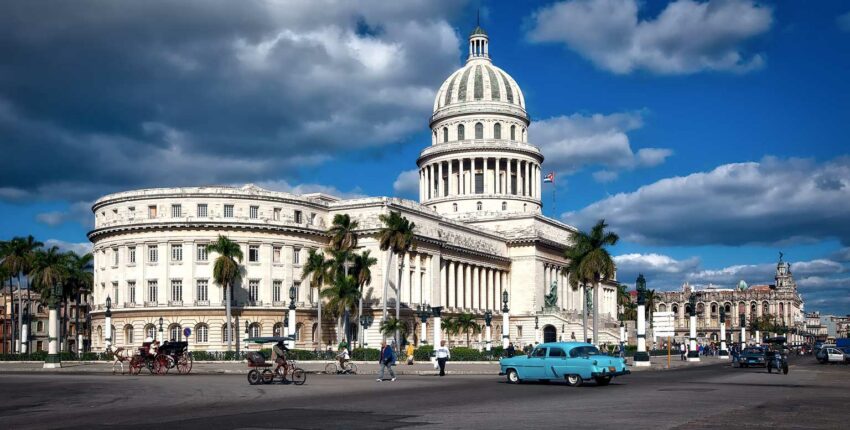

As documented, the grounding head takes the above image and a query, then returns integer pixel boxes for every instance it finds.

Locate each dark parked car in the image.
[738,346,767,367]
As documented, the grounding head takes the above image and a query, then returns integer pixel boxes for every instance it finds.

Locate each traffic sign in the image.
[652,311,675,337]
[183,327,192,338]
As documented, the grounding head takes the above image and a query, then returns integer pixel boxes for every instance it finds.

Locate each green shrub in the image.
[449,347,483,361]
[413,345,434,361]
[351,348,380,361]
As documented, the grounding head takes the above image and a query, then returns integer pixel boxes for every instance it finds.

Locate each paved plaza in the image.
[1,357,847,429]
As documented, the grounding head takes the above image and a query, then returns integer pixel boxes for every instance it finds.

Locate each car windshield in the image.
[569,346,601,357]
[743,348,764,354]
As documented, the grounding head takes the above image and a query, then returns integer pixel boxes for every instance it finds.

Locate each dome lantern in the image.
[468,14,489,62]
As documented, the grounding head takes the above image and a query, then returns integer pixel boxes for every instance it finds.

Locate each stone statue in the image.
[636,274,647,306]
[544,280,558,308]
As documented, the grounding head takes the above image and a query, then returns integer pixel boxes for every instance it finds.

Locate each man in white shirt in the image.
[435,340,451,377]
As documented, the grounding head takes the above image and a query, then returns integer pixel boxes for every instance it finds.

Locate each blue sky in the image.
[1,0,849,314]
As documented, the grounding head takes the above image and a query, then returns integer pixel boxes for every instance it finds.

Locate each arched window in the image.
[672,304,679,314]
[195,324,208,343]
[124,325,134,345]
[457,124,465,141]
[522,127,526,142]
[501,201,507,211]
[168,324,181,341]
[475,122,483,139]
[443,127,448,143]
[476,201,482,211]
[295,322,304,341]
[494,123,501,139]
[248,322,261,338]
[37,321,44,332]
[144,324,156,341]
[222,324,233,343]
[711,303,717,314]
[273,322,283,337]
[658,304,667,312]
[452,203,458,212]
[510,125,516,140]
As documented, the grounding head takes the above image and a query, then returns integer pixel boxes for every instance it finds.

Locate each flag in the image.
[543,172,555,183]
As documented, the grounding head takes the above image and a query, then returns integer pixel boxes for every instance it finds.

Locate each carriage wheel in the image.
[247,369,262,385]
[153,355,170,375]
[129,356,143,375]
[261,369,274,384]
[291,368,306,385]
[177,352,193,375]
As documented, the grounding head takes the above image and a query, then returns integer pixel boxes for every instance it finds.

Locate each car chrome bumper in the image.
[591,369,630,377]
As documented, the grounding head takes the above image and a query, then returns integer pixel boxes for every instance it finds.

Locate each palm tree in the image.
[1,235,42,353]
[351,250,377,347]
[377,211,416,346]
[321,274,362,349]
[379,317,408,344]
[441,316,459,347]
[64,252,93,353]
[455,313,481,347]
[206,236,243,352]
[562,241,591,342]
[29,246,69,359]
[302,249,332,349]
[0,260,11,354]
[616,283,631,321]
[328,214,359,252]
[572,220,618,346]
[644,289,660,322]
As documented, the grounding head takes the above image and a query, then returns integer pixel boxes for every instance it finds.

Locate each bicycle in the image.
[325,361,358,375]
[261,358,307,385]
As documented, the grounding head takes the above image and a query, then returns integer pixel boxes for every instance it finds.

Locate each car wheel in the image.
[594,376,612,386]
[506,369,520,384]
[566,374,583,387]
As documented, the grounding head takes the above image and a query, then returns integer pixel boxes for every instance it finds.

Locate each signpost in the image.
[653,311,675,368]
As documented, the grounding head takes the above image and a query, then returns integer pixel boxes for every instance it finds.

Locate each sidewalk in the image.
[0,356,726,376]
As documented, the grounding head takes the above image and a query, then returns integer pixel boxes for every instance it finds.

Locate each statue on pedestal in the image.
[544,281,558,308]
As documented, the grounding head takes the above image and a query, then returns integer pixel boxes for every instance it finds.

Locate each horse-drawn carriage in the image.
[128,340,193,375]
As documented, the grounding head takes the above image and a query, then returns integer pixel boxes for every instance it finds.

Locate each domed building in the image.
[87,25,621,353]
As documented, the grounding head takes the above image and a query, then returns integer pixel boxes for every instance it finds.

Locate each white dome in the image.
[433,60,526,113]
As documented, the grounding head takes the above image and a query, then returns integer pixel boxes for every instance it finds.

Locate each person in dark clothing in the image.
[377,341,396,382]
[505,342,515,358]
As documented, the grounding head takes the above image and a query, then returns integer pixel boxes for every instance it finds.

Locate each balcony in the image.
[144,301,159,307]
[124,302,136,308]
[194,300,210,306]
[168,300,183,307]
[246,300,262,307]
[220,300,238,307]
[272,301,286,307]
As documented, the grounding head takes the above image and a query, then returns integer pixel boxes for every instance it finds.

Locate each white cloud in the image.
[253,180,367,200]
[44,239,92,256]
[838,11,850,32]
[527,0,772,75]
[534,112,671,179]
[393,169,420,197]
[36,201,94,228]
[563,156,850,246]
[592,170,618,183]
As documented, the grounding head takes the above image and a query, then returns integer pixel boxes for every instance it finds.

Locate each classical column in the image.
[426,165,432,199]
[507,159,513,195]
[447,261,455,309]
[419,169,424,201]
[483,157,490,194]
[488,269,495,310]
[448,160,455,196]
[439,260,447,307]
[437,161,444,198]
[466,158,472,195]
[464,264,472,310]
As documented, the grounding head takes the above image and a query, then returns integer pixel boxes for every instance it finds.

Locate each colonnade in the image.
[419,157,540,201]
[398,252,434,306]
[439,259,507,313]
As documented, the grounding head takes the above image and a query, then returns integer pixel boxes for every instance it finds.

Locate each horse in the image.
[105,345,132,374]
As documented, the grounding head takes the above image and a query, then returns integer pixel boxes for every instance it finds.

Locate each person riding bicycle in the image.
[337,344,350,370]
[273,340,288,374]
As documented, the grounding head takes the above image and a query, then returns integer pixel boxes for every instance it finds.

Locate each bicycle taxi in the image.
[244,336,306,385]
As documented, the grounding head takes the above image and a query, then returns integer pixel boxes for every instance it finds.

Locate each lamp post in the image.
[484,310,493,351]
[718,307,729,358]
[687,293,700,362]
[416,304,431,346]
[431,306,443,349]
[21,306,29,354]
[104,296,113,351]
[534,315,540,344]
[633,274,650,367]
[158,316,164,344]
[740,313,747,349]
[288,286,297,349]
[44,283,62,368]
[501,290,510,348]
[359,314,373,348]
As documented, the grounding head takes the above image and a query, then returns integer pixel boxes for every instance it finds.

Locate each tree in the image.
[377,211,416,346]
[302,248,332,349]
[321,274,362,350]
[0,257,12,354]
[1,235,42,353]
[616,283,631,321]
[64,252,93,353]
[441,316,459,346]
[379,317,408,344]
[206,236,243,352]
[351,250,377,347]
[29,246,69,355]
[571,220,618,346]
[562,240,591,342]
[455,313,481,347]
[328,214,359,252]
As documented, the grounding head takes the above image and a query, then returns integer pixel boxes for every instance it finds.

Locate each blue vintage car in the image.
[500,342,630,386]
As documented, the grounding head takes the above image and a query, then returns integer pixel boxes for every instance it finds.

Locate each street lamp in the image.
[483,310,493,351]
[287,286,296,349]
[104,296,112,352]
[359,314,373,348]
[415,304,431,346]
[686,292,700,361]
[158,316,164,343]
[501,291,510,348]
[44,283,63,368]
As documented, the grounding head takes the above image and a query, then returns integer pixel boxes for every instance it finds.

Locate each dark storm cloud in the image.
[0,0,466,201]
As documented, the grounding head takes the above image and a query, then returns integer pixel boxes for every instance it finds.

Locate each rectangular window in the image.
[171,204,182,218]
[273,280,282,302]
[147,280,158,303]
[148,205,157,218]
[196,244,208,262]
[249,205,259,219]
[517,326,523,339]
[112,282,119,304]
[309,213,316,225]
[171,280,182,302]
[273,208,281,221]
[272,246,281,263]
[171,244,183,262]
[293,281,300,302]
[148,245,158,263]
[249,245,259,262]
[224,204,234,218]
[293,248,301,265]
[294,210,302,224]
[248,280,259,302]
[197,203,207,217]
[112,248,119,266]
[475,172,484,194]
[128,246,136,264]
[128,281,136,304]
[196,280,208,302]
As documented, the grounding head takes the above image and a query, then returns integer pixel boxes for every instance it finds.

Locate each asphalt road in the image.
[1,357,847,429]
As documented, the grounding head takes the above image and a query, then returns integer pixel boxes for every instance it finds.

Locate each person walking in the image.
[406,343,415,365]
[505,342,515,358]
[377,341,396,382]
[680,343,687,361]
[435,340,450,377]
